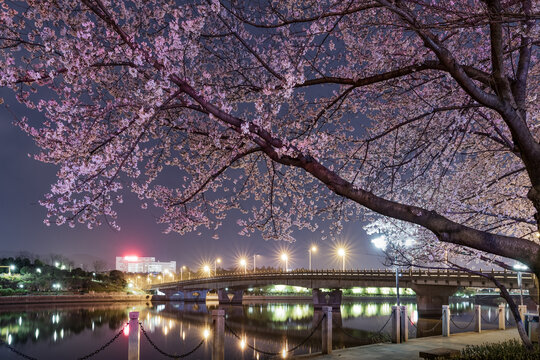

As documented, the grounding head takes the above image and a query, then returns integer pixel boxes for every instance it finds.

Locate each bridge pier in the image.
[411,284,457,316]
[217,289,244,305]
[313,289,342,310]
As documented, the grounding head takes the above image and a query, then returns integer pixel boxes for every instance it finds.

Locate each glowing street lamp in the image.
[253,254,259,273]
[309,246,317,271]
[514,263,529,306]
[181,265,186,281]
[371,235,412,306]
[214,258,221,276]
[239,258,247,275]
[337,248,346,271]
[203,265,211,277]
[280,253,289,272]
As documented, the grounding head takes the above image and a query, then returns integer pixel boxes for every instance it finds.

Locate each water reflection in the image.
[0,300,511,359]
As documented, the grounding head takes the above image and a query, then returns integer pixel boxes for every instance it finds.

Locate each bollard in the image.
[212,309,225,360]
[498,305,505,330]
[322,306,332,354]
[474,305,481,333]
[519,305,527,323]
[442,305,450,337]
[391,306,400,343]
[128,312,140,360]
[400,306,408,342]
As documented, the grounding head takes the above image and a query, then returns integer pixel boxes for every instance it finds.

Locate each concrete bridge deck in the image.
[151,269,535,292]
[148,269,536,312]
[300,328,520,360]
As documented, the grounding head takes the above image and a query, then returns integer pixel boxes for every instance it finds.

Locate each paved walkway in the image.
[298,329,519,359]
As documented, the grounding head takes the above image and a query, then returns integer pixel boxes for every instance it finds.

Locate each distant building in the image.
[115,256,176,273]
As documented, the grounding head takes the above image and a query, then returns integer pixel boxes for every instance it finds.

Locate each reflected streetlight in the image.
[214,258,221,277]
[239,258,247,275]
[337,248,346,271]
[280,253,288,272]
[309,246,317,271]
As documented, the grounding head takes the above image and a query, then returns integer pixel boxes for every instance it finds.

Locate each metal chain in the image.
[0,322,128,360]
[407,316,417,329]
[77,322,129,360]
[450,313,476,330]
[422,316,443,333]
[225,313,326,356]
[0,339,38,360]
[337,326,389,343]
[376,314,392,334]
[139,322,205,359]
[480,311,499,324]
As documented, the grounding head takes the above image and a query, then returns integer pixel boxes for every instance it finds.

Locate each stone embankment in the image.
[0,293,152,305]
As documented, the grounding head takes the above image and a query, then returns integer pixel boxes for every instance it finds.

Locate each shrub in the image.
[0,288,15,296]
[450,340,540,360]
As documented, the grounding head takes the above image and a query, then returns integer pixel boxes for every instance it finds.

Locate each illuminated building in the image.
[115,256,176,273]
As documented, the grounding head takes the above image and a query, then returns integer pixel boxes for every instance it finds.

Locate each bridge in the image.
[148,269,537,314]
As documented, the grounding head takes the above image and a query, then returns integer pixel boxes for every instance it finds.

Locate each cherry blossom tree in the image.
[1,0,539,342]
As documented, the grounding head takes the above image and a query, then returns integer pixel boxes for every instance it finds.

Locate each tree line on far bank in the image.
[0,257,126,296]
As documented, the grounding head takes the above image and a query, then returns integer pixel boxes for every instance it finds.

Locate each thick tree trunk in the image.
[496,281,533,349]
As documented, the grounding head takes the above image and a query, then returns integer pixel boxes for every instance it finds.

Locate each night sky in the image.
[0,87,385,271]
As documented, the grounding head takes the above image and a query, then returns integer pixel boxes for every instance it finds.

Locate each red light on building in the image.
[124,255,139,261]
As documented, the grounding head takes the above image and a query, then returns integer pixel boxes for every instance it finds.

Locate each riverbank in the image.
[0,293,152,305]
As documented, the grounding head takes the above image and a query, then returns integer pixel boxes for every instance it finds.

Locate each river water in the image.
[0,299,515,359]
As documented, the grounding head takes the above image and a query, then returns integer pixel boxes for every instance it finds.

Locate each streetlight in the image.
[239,258,247,275]
[309,246,317,271]
[214,258,221,277]
[337,248,346,271]
[280,253,288,272]
[253,254,259,273]
[514,263,529,306]
[371,235,413,307]
[203,265,211,277]
[181,265,186,281]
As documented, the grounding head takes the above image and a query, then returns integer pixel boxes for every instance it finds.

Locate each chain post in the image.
[128,312,140,360]
[391,305,400,343]
[400,305,408,342]
[498,304,505,330]
[322,306,332,354]
[442,305,450,337]
[212,309,225,360]
[474,305,481,333]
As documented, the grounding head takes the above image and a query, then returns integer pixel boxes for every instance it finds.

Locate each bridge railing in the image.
[149,268,534,289]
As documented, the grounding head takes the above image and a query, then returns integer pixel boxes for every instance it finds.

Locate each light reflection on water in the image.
[0,300,512,359]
